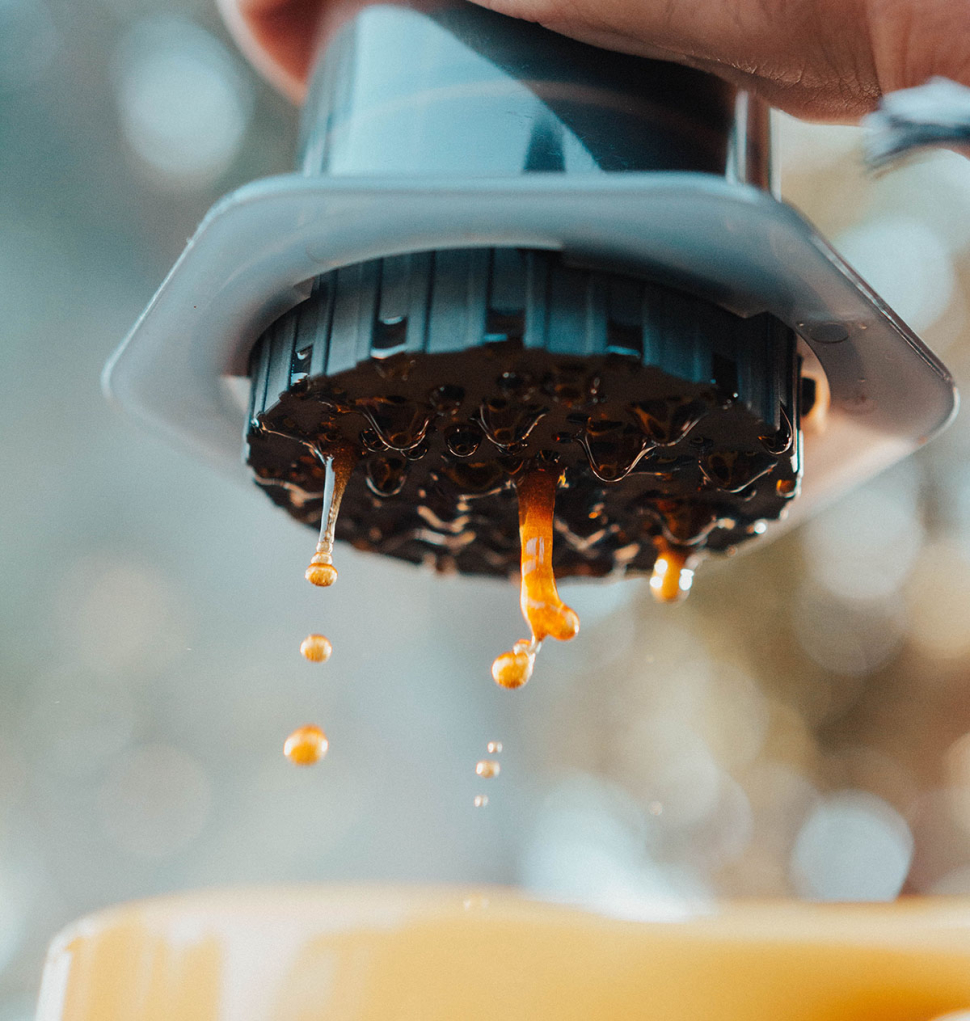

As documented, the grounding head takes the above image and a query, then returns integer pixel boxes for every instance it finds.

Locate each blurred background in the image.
[5,0,970,1014]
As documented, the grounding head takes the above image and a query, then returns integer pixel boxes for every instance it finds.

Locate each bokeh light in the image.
[792,582,905,676]
[906,540,970,660]
[790,791,913,901]
[801,471,923,602]
[113,16,253,187]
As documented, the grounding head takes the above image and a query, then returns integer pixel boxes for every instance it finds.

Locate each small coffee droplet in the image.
[305,557,338,588]
[491,648,533,689]
[476,759,500,779]
[473,795,489,808]
[486,741,503,754]
[776,477,797,497]
[300,634,332,663]
[284,724,328,766]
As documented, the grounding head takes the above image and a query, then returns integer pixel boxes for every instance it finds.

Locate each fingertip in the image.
[216,0,314,103]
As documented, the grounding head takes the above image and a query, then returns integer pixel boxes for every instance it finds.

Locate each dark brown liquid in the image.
[491,467,580,688]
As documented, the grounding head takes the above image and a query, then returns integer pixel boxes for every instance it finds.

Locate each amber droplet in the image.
[476,760,500,779]
[486,741,503,754]
[491,644,535,689]
[473,795,489,808]
[300,634,332,663]
[776,477,798,497]
[305,560,338,587]
[650,545,694,604]
[305,443,357,587]
[284,724,328,765]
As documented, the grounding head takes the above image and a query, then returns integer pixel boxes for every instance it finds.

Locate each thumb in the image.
[468,0,970,122]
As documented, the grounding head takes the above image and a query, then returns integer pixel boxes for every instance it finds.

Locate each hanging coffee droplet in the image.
[305,443,357,587]
[300,634,332,663]
[305,560,338,587]
[284,724,328,765]
[650,544,694,604]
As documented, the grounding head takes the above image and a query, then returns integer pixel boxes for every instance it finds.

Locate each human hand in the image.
[219,0,970,121]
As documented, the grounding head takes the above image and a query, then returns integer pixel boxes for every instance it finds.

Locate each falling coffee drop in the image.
[284,724,329,765]
[305,443,357,587]
[476,760,500,779]
[486,741,503,754]
[300,634,332,663]
[473,795,489,808]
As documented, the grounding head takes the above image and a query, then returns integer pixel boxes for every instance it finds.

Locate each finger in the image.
[472,0,970,121]
[470,0,882,120]
[867,0,970,95]
[218,0,325,101]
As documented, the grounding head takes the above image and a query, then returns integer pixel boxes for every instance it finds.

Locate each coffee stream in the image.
[288,459,694,764]
[284,449,355,765]
[305,444,357,588]
[491,467,580,691]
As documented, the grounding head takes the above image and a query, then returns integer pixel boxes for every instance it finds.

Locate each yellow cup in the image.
[36,887,970,1021]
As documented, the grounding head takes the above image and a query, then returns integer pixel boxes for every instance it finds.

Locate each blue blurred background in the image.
[6,1,970,1014]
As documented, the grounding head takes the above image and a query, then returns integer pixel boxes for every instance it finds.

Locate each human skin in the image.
[219,0,970,121]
